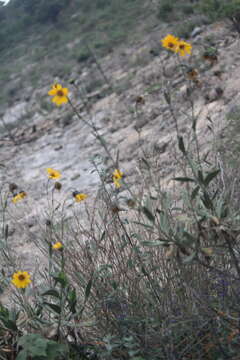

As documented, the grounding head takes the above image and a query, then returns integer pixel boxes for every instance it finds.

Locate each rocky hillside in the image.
[1,0,240,289]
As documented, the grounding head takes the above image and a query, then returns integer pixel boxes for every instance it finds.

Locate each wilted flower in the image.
[203,51,218,65]
[48,84,69,106]
[126,198,136,208]
[46,168,61,180]
[54,181,62,191]
[161,34,179,52]
[12,191,27,203]
[135,95,145,106]
[9,183,18,193]
[12,271,31,289]
[52,241,63,250]
[72,191,88,202]
[186,68,199,80]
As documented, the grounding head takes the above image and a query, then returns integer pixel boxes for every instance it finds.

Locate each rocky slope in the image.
[0,19,240,293]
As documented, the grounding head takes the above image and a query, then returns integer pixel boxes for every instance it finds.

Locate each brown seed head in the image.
[54,182,62,191]
[9,183,18,193]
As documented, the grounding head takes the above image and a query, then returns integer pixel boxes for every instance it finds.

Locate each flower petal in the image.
[48,88,57,96]
[62,88,69,96]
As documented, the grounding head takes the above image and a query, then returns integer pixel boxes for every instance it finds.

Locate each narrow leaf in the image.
[204,169,220,186]
[141,157,151,169]
[141,206,155,223]
[41,289,60,298]
[163,90,171,104]
[201,192,213,210]
[132,221,154,230]
[178,136,186,154]
[191,186,200,200]
[85,276,93,300]
[100,230,105,241]
[192,116,197,131]
[173,177,195,183]
[141,240,163,247]
[43,302,61,314]
[197,170,204,184]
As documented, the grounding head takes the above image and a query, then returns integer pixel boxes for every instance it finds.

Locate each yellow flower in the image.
[113,178,121,188]
[176,40,192,56]
[48,84,69,106]
[12,191,27,203]
[113,169,123,188]
[161,34,179,52]
[113,169,123,180]
[73,191,88,202]
[52,241,63,250]
[12,271,31,289]
[46,168,61,180]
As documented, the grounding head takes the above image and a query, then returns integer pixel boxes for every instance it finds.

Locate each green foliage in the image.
[177,3,194,15]
[76,48,92,63]
[17,334,67,360]
[175,20,196,39]
[157,0,196,22]
[157,0,174,21]
[35,0,70,24]
[0,304,18,332]
[0,0,147,68]
[199,0,240,21]
[2,3,240,359]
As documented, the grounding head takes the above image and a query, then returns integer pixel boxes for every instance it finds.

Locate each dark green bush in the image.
[175,20,196,39]
[77,48,92,63]
[199,0,240,21]
[157,0,174,21]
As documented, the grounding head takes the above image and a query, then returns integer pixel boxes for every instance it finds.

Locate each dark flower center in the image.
[179,44,185,49]
[18,275,25,281]
[57,90,64,97]
[72,191,80,198]
[168,42,174,48]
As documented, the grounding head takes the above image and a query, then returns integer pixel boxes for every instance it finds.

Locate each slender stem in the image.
[68,97,116,165]
[116,213,163,307]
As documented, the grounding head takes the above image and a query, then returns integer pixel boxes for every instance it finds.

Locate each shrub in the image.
[198,0,240,21]
[175,20,196,39]
[157,1,174,21]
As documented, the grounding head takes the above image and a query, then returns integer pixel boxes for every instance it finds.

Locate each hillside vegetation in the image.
[0,0,240,108]
[1,0,240,359]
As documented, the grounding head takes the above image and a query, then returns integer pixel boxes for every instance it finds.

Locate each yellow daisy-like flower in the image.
[46,168,61,180]
[113,169,123,180]
[48,84,69,106]
[113,178,121,188]
[176,40,192,56]
[12,191,27,204]
[11,271,31,289]
[52,241,63,250]
[73,191,88,202]
[113,169,123,188]
[161,34,179,52]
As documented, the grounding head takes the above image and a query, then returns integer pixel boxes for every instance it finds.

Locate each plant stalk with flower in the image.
[48,84,116,167]
[113,169,123,188]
